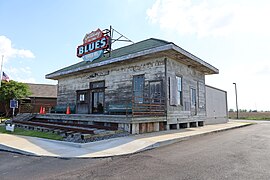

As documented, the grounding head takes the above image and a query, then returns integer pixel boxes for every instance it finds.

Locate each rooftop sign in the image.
[77,29,110,62]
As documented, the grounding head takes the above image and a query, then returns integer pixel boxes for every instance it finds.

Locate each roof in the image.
[26,83,57,98]
[46,38,219,79]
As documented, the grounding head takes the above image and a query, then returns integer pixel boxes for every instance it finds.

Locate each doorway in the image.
[90,81,105,114]
[92,91,104,114]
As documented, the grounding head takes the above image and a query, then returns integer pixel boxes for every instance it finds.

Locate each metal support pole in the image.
[0,55,4,88]
[233,83,239,119]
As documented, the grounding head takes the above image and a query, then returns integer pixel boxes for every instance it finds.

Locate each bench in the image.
[50,104,76,114]
[108,103,132,114]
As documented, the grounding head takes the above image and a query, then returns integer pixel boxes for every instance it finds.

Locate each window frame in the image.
[149,80,163,103]
[176,76,183,106]
[90,81,105,90]
[132,74,145,103]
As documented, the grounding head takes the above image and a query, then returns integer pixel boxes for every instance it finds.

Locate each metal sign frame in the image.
[104,25,134,57]
[10,99,18,109]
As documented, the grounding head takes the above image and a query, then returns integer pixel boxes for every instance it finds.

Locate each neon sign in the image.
[77,29,110,62]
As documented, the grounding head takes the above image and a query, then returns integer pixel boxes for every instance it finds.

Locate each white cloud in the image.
[206,61,270,111]
[0,36,36,83]
[15,77,36,83]
[4,66,36,83]
[147,0,270,37]
[0,36,35,62]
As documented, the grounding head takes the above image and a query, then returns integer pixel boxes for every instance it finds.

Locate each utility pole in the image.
[0,55,3,88]
[233,83,239,119]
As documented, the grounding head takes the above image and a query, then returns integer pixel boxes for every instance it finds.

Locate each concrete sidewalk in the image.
[0,121,252,158]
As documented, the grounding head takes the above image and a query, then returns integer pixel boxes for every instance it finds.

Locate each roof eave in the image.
[171,44,219,74]
[45,44,173,79]
[46,43,218,79]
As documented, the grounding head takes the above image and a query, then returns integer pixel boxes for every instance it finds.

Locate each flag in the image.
[2,72,10,82]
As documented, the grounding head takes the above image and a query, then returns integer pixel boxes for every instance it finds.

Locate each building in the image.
[19,83,57,113]
[0,83,57,115]
[46,37,227,134]
[205,85,228,125]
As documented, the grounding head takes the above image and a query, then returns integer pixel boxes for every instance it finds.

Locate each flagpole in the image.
[0,55,3,88]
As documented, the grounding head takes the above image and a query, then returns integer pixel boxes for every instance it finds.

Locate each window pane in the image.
[150,81,162,103]
[177,91,180,105]
[91,81,105,89]
[79,94,85,101]
[176,76,182,105]
[177,77,182,91]
[191,88,196,105]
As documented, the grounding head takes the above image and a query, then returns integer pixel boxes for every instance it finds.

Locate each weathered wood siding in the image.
[166,58,206,124]
[57,57,166,113]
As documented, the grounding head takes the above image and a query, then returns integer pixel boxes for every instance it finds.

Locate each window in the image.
[133,75,145,103]
[176,76,183,105]
[76,90,88,103]
[90,81,105,89]
[190,87,197,115]
[149,81,162,103]
[79,94,85,102]
[191,88,196,106]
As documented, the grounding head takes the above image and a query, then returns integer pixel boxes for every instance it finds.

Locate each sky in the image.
[0,0,269,111]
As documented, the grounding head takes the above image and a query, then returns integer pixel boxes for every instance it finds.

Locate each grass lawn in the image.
[0,126,63,141]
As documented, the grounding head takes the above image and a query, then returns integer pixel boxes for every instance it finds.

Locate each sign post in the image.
[10,99,18,117]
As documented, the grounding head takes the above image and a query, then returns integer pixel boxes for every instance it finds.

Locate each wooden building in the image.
[0,83,57,115]
[46,38,220,134]
[20,83,57,113]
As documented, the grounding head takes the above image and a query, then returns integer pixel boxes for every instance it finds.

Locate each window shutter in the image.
[170,76,178,105]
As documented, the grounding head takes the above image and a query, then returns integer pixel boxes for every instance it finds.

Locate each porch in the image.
[32,113,167,134]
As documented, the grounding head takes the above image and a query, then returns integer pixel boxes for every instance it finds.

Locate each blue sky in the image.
[0,0,270,111]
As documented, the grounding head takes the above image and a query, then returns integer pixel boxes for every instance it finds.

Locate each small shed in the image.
[205,85,228,124]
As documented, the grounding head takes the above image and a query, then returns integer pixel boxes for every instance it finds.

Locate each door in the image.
[133,75,145,103]
[76,90,89,114]
[190,88,197,115]
[92,90,104,114]
[90,81,105,114]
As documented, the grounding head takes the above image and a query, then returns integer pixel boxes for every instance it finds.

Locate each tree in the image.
[0,80,31,116]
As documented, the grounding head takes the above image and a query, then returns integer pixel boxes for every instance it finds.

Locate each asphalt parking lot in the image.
[0,120,270,180]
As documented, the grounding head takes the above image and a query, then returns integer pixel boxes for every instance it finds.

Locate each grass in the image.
[0,126,63,141]
[242,117,270,120]
[229,112,270,120]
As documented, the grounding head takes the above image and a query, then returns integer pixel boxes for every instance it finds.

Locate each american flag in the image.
[2,72,10,82]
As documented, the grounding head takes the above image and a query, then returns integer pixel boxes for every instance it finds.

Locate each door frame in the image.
[91,89,105,114]
[76,89,90,114]
[90,81,105,114]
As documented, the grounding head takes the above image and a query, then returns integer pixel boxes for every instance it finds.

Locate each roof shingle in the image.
[26,83,57,98]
